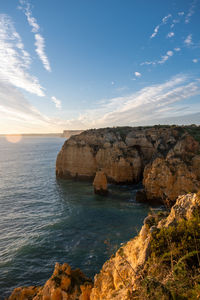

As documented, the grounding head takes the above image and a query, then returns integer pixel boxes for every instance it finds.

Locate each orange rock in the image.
[93,171,108,195]
[80,284,93,300]
[61,276,71,290]
[51,288,62,300]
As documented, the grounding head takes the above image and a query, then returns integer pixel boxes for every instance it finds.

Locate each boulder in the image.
[93,171,108,195]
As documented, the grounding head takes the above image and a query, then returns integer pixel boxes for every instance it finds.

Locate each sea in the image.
[0,136,155,298]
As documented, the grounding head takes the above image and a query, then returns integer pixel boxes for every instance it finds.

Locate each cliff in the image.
[56,126,200,203]
[7,192,200,299]
[61,130,84,138]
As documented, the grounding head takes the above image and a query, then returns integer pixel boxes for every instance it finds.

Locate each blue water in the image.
[0,137,152,298]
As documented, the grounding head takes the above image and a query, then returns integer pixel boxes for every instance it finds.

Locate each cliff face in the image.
[90,192,200,299]
[143,134,200,203]
[56,126,200,203]
[7,192,200,300]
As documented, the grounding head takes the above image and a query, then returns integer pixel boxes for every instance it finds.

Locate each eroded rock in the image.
[93,171,108,195]
[8,263,93,300]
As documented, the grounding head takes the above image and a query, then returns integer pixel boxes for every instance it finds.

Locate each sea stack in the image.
[93,170,108,195]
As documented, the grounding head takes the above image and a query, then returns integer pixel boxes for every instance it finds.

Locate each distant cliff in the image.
[61,130,84,138]
[8,192,200,299]
[56,126,200,204]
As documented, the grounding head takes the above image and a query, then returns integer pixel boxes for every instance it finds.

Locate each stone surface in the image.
[56,126,200,203]
[8,263,93,300]
[143,134,200,203]
[93,171,108,195]
[90,192,200,300]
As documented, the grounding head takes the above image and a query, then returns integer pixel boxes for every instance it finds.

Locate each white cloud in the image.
[141,50,174,66]
[19,0,39,32]
[184,34,193,46]
[134,72,141,77]
[111,81,115,85]
[51,96,62,109]
[19,0,51,72]
[158,51,173,64]
[167,51,173,56]
[0,81,49,123]
[174,47,181,52]
[167,32,175,38]
[150,25,160,39]
[0,14,44,96]
[35,34,51,72]
[193,59,198,63]
[178,12,184,16]
[150,14,172,39]
[60,75,200,128]
[185,0,196,24]
[162,14,172,23]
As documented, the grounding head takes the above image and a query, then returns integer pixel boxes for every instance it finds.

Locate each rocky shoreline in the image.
[7,125,200,299]
[7,192,200,299]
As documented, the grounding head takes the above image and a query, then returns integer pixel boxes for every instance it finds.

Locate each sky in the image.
[0,0,200,134]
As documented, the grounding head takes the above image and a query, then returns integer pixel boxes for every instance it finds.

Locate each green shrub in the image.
[135,213,200,299]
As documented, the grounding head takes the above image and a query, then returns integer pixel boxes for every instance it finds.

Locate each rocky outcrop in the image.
[8,192,200,299]
[56,126,200,203]
[8,263,93,300]
[90,192,200,299]
[93,171,108,195]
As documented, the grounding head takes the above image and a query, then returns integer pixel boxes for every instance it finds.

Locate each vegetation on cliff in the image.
[135,206,200,299]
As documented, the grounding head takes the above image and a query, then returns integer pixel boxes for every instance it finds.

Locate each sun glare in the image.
[6,135,22,143]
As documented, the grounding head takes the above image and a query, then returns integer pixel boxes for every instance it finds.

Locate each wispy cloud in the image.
[51,96,62,109]
[0,14,44,96]
[0,81,49,123]
[150,25,160,39]
[193,59,198,63]
[174,47,181,52]
[158,51,173,64]
[35,34,51,72]
[61,75,200,128]
[19,0,51,72]
[184,34,193,46]
[141,50,174,66]
[185,0,196,24]
[150,14,172,39]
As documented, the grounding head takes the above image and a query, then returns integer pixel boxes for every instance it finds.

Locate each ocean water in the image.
[0,137,153,298]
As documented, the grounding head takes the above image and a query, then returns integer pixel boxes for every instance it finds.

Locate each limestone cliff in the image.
[90,192,200,299]
[7,192,200,299]
[143,134,200,203]
[56,126,200,203]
